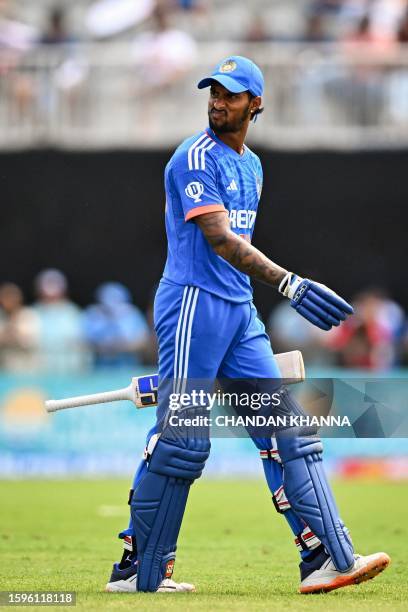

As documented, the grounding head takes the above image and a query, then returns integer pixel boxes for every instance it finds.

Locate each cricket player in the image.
[106,56,390,594]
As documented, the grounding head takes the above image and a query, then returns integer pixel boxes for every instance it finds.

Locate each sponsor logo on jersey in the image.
[226,179,238,191]
[220,59,237,73]
[185,181,204,203]
[229,209,256,230]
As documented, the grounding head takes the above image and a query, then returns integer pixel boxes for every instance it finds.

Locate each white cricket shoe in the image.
[106,563,195,593]
[300,552,391,594]
[105,562,137,592]
[156,578,196,593]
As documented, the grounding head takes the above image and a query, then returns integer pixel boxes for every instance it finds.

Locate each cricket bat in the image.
[45,350,305,413]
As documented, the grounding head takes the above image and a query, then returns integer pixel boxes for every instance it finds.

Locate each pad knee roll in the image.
[149,437,210,481]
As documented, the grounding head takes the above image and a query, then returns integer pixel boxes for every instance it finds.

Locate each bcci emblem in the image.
[220,59,237,73]
[185,181,204,203]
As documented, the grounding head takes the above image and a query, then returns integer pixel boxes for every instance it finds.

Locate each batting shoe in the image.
[105,562,138,592]
[299,550,391,594]
[156,578,196,593]
[105,563,195,593]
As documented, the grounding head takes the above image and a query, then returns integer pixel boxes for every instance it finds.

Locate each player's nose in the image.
[213,97,226,110]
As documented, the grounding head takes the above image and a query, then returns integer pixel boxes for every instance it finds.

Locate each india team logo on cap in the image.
[219,59,237,73]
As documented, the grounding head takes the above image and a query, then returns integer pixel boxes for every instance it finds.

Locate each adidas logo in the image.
[227,179,238,191]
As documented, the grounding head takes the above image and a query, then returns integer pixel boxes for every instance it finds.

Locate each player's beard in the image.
[208,103,252,134]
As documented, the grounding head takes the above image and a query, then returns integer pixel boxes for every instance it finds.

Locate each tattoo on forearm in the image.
[196,212,287,288]
[219,233,287,287]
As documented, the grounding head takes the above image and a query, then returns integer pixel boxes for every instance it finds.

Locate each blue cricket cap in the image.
[197,56,264,97]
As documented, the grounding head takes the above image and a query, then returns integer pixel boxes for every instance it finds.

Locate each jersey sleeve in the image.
[255,155,263,200]
[172,149,226,222]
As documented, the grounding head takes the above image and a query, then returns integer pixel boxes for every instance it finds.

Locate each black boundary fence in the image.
[1,148,407,318]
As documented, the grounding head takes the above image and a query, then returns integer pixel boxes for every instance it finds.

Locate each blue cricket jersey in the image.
[162,127,263,303]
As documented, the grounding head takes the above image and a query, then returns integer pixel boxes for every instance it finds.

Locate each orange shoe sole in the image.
[300,553,391,594]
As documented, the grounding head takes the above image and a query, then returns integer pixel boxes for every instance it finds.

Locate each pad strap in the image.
[260,448,281,463]
[123,535,134,552]
[272,485,291,513]
[295,526,321,552]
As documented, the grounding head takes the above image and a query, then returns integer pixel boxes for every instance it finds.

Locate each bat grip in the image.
[45,386,131,412]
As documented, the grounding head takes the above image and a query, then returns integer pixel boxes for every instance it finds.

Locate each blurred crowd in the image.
[2,0,408,134]
[0,268,407,374]
[268,287,407,370]
[0,270,156,373]
[2,0,408,47]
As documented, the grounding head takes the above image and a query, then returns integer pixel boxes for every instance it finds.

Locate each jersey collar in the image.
[205,127,249,161]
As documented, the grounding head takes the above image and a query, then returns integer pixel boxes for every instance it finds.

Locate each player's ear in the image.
[250,96,264,121]
[251,96,262,113]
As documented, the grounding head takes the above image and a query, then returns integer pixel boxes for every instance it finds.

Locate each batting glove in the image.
[278,272,354,331]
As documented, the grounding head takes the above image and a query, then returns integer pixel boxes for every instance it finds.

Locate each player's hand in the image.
[278,272,354,331]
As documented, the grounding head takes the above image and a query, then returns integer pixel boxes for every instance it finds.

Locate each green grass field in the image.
[0,479,407,611]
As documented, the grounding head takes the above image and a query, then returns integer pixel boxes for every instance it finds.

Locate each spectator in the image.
[385,8,408,123]
[38,6,88,124]
[83,282,149,368]
[40,7,73,45]
[327,12,398,125]
[0,282,40,372]
[343,13,395,49]
[0,0,37,124]
[130,2,197,135]
[302,13,333,43]
[33,269,87,373]
[244,15,273,43]
[132,3,197,90]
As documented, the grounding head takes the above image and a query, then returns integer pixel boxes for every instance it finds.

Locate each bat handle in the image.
[45,385,133,412]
